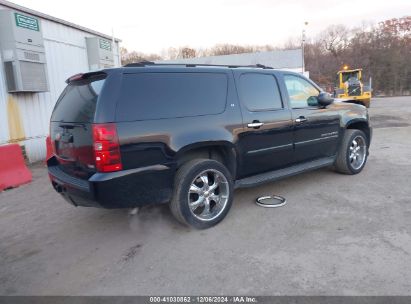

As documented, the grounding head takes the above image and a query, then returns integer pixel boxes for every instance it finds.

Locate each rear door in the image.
[235,71,294,177]
[282,74,340,163]
[50,74,106,179]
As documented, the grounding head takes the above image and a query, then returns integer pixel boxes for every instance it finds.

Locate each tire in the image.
[334,129,368,175]
[170,159,234,229]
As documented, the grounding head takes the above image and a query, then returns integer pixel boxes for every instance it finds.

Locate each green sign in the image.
[14,13,39,31]
[99,39,112,51]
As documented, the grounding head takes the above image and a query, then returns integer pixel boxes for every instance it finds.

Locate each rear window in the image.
[116,72,228,121]
[51,77,106,123]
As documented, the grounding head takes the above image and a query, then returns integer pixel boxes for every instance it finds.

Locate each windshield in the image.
[342,72,359,83]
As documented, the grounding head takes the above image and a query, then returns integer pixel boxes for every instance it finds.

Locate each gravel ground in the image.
[0,96,411,295]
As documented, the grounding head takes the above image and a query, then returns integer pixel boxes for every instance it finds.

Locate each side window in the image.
[284,75,320,108]
[116,73,228,121]
[239,73,283,111]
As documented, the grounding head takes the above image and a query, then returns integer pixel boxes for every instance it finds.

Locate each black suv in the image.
[48,63,371,229]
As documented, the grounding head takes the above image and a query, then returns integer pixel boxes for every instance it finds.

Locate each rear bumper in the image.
[47,158,174,208]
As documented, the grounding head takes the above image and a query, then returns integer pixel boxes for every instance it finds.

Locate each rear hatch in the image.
[50,73,106,180]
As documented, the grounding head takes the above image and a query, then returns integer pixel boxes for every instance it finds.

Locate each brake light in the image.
[66,73,83,83]
[92,123,122,172]
[46,135,54,160]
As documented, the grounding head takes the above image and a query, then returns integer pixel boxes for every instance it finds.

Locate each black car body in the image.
[48,64,371,228]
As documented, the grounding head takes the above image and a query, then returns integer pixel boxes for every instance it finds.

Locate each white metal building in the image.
[159,49,307,74]
[0,0,121,162]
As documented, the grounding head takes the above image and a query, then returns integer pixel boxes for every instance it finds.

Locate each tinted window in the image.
[116,73,228,121]
[284,75,319,108]
[51,78,105,122]
[239,73,282,111]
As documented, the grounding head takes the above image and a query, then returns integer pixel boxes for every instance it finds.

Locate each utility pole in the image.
[301,21,308,74]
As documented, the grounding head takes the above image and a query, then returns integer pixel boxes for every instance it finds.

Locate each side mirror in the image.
[317,92,334,107]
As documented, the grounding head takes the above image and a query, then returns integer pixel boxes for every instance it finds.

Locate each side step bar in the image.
[235,157,335,189]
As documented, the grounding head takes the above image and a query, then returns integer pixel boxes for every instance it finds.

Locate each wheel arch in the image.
[175,141,238,179]
[345,119,371,146]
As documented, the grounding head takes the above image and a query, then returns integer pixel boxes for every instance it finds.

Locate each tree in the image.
[120,47,161,65]
[305,17,411,95]
[319,25,350,58]
[179,47,196,58]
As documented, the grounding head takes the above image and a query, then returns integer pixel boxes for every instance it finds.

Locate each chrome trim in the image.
[187,169,229,222]
[247,143,293,155]
[247,122,264,128]
[321,131,338,137]
[349,135,367,170]
[295,117,307,123]
[295,135,338,147]
[256,195,287,208]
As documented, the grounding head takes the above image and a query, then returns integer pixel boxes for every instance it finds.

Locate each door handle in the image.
[247,121,264,128]
[295,116,307,124]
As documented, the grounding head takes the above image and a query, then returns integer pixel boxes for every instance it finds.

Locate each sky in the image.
[10,0,411,55]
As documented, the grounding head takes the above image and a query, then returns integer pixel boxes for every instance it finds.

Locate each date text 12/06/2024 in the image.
[149,296,257,303]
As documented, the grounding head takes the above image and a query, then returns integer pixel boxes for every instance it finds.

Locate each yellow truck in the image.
[334,68,372,108]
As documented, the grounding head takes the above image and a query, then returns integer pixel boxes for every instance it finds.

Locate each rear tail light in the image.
[92,123,122,172]
[46,135,54,160]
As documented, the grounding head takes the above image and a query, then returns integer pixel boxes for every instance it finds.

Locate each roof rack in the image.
[123,61,273,69]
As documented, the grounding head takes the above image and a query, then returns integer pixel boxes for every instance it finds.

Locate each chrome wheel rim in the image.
[349,135,366,170]
[187,169,229,221]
